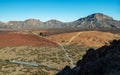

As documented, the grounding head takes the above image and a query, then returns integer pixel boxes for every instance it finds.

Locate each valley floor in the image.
[0,45,89,75]
[0,30,119,75]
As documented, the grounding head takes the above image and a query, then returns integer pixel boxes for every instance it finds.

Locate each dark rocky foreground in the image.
[56,40,120,75]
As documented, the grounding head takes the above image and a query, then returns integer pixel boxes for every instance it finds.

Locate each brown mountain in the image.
[24,19,42,25]
[44,19,63,25]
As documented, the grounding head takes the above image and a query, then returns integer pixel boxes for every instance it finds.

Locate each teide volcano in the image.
[70,13,120,28]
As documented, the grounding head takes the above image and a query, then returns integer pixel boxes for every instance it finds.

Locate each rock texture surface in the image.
[56,40,120,75]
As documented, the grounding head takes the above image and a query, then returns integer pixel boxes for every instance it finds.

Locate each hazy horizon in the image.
[0,0,120,22]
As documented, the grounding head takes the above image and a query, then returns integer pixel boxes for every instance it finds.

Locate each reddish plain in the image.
[0,33,57,47]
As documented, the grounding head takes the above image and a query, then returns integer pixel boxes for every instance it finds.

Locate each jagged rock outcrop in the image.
[56,40,120,75]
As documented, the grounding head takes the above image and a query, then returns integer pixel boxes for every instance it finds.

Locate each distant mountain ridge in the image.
[0,13,120,30]
[71,13,120,28]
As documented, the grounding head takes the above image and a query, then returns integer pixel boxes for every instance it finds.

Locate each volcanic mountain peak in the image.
[45,19,63,25]
[24,19,41,23]
[87,13,113,20]
[73,13,120,28]
[76,13,113,22]
[23,19,43,26]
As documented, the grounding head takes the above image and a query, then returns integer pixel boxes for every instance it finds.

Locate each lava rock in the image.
[56,40,120,75]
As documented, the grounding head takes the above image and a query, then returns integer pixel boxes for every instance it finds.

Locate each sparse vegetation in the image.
[0,30,119,75]
[0,45,91,75]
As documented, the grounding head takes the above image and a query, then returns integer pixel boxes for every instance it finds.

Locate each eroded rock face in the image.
[56,40,120,75]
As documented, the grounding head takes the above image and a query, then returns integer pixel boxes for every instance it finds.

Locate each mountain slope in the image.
[69,13,120,28]
[46,31,120,47]
[44,19,64,28]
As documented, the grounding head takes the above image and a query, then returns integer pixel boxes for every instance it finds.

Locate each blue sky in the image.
[0,0,120,22]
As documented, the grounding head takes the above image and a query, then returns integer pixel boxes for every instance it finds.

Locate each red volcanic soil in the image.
[0,33,57,47]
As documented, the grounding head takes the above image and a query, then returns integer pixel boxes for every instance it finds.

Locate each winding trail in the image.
[56,32,82,68]
[31,31,82,68]
[66,32,82,45]
[57,42,75,68]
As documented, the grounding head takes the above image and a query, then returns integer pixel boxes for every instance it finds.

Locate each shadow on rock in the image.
[56,40,120,75]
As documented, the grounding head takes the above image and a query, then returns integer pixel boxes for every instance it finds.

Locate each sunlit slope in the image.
[46,31,120,47]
